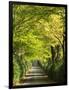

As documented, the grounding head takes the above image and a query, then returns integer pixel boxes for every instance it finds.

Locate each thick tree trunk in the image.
[55,45,61,61]
[51,46,56,63]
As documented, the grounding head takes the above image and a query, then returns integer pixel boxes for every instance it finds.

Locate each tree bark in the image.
[55,45,61,61]
[51,46,56,63]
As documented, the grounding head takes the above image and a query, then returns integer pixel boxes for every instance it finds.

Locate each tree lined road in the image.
[18,64,56,86]
[13,4,65,86]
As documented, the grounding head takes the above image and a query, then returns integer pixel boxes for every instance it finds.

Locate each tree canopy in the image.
[13,4,65,61]
[12,4,66,85]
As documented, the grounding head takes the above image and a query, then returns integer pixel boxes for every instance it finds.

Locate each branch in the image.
[53,34,63,46]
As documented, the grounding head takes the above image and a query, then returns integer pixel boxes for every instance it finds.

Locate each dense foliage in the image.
[12,4,66,85]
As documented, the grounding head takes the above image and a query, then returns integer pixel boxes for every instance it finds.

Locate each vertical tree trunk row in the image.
[51,44,63,63]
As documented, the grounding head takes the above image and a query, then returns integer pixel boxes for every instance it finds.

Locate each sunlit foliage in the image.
[12,4,66,85]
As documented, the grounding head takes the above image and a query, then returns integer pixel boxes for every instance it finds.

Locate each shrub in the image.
[39,59,65,82]
[13,56,32,85]
[13,58,21,85]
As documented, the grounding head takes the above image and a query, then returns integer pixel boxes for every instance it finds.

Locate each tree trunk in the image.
[55,45,61,61]
[51,46,56,63]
